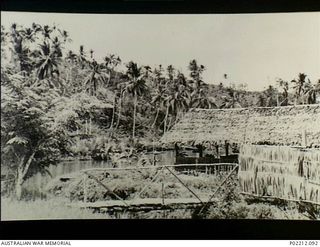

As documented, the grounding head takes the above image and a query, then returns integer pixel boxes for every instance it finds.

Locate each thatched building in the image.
[161,104,320,147]
[161,104,320,204]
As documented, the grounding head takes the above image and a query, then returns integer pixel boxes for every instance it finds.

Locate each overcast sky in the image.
[1,11,320,91]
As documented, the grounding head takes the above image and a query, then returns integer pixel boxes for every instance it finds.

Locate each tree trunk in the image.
[109,96,116,130]
[151,108,160,129]
[115,94,122,129]
[167,116,172,131]
[163,105,169,134]
[15,166,24,200]
[132,93,137,139]
[15,151,36,200]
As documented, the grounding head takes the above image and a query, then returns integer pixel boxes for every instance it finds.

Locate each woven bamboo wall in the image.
[239,144,320,203]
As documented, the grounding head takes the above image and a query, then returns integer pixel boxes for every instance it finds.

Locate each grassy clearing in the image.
[1,197,109,221]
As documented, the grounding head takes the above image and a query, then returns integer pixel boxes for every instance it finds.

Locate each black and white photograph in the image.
[1,10,320,222]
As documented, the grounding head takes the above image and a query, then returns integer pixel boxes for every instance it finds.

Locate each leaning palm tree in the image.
[124,62,148,139]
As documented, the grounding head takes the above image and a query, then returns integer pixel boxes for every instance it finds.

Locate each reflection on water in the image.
[24,150,175,192]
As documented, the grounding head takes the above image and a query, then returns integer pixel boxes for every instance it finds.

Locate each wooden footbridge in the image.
[68,163,239,213]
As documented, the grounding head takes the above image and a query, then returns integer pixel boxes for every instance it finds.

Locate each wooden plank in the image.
[69,197,214,210]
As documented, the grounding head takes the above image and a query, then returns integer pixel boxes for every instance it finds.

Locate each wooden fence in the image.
[238,144,320,204]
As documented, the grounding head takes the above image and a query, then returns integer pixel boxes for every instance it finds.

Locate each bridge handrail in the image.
[79,163,238,173]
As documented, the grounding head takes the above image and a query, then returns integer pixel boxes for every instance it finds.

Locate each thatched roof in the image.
[161,104,320,146]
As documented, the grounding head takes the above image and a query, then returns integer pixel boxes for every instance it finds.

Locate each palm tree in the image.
[115,82,126,130]
[33,41,62,87]
[220,88,242,108]
[41,25,53,40]
[8,23,33,74]
[263,85,278,107]
[188,59,205,88]
[162,73,190,132]
[256,94,266,107]
[150,84,166,129]
[153,64,165,87]
[83,60,110,96]
[104,54,121,86]
[277,79,289,106]
[78,45,87,69]
[291,73,308,104]
[191,87,217,109]
[303,79,320,104]
[124,62,148,139]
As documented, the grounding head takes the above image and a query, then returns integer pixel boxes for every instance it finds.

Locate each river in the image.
[23,150,176,193]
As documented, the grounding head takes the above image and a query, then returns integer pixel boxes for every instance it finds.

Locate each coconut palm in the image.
[124,62,148,139]
[256,94,266,107]
[220,88,242,108]
[103,54,121,86]
[191,87,218,109]
[33,41,62,86]
[188,59,205,88]
[150,84,166,129]
[153,64,165,87]
[78,45,87,69]
[277,79,289,106]
[162,73,190,132]
[8,23,33,73]
[83,60,110,96]
[263,85,278,107]
[291,73,308,104]
[303,80,320,104]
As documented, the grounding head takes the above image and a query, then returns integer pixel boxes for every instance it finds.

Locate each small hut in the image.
[161,104,320,203]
